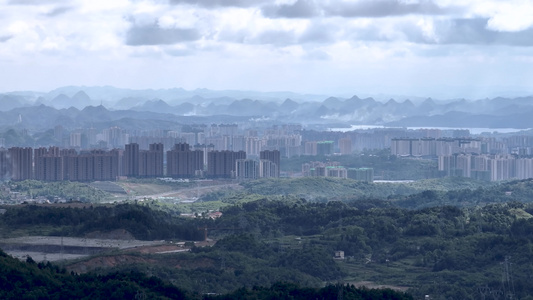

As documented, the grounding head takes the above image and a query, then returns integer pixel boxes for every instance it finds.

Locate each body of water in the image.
[329,125,531,135]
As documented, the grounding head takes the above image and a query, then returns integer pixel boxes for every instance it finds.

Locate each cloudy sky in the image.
[1,0,533,99]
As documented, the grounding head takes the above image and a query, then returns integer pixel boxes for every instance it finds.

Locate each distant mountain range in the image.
[1,86,533,131]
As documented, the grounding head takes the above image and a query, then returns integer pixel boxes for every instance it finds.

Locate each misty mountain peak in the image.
[385,99,398,106]
[72,90,91,102]
[421,98,436,106]
[322,97,343,109]
[401,99,415,108]
[280,98,299,111]
[52,93,70,102]
[82,105,109,113]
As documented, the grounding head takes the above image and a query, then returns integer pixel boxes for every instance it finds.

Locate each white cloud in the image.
[449,0,533,31]
[417,17,438,42]
[485,3,533,32]
[0,0,532,97]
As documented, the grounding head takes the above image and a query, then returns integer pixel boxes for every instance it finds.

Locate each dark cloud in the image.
[168,0,266,8]
[0,35,14,43]
[429,19,533,46]
[325,0,448,18]
[262,0,319,18]
[126,23,201,46]
[262,0,452,19]
[340,18,533,47]
[44,6,72,17]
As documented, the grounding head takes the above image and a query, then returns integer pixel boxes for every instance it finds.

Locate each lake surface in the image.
[329,125,531,135]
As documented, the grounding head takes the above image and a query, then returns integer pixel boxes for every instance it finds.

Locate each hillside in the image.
[39,198,533,299]
[4,86,533,129]
[0,248,411,299]
[239,177,493,202]
[4,178,533,298]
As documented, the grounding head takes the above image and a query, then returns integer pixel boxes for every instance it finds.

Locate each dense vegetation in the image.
[0,249,192,299]
[0,204,203,240]
[5,177,533,298]
[3,180,111,203]
[207,199,533,299]
[3,196,525,298]
[0,248,411,299]
[240,176,493,201]
[240,177,533,209]
[392,179,533,209]
[210,282,413,300]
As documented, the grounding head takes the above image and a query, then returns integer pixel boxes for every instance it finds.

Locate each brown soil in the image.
[67,254,157,274]
[128,244,183,254]
[67,250,216,274]
[351,281,409,292]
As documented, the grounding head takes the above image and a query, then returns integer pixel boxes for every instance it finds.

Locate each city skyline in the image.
[1,0,533,99]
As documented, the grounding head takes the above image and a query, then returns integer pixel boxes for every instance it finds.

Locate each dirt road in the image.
[134,183,242,201]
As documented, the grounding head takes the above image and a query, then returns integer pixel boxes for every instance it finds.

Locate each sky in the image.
[1,0,533,99]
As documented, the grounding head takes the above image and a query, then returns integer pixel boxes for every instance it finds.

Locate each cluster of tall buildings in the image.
[390,137,533,181]
[235,150,281,180]
[301,161,374,182]
[11,122,533,182]
[0,144,281,182]
[4,147,122,182]
[303,141,336,156]
[439,154,533,181]
[45,124,481,160]
[390,138,483,157]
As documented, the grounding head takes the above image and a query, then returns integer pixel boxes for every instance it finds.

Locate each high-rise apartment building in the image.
[317,141,334,156]
[34,147,63,181]
[92,149,121,181]
[0,148,9,180]
[338,138,352,155]
[245,137,262,157]
[124,143,139,177]
[236,159,259,179]
[347,168,374,182]
[139,143,164,177]
[207,150,246,178]
[259,150,280,178]
[304,141,317,155]
[167,143,204,178]
[9,147,33,181]
[259,160,277,178]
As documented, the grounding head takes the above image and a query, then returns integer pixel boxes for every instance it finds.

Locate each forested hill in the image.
[0,248,412,300]
[0,204,204,241]
[21,197,532,298]
[393,179,533,209]
[6,178,533,298]
[240,177,533,209]
[0,249,192,299]
[211,199,533,299]
[240,176,493,201]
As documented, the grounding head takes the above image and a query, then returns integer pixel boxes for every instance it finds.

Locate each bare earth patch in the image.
[351,281,409,292]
